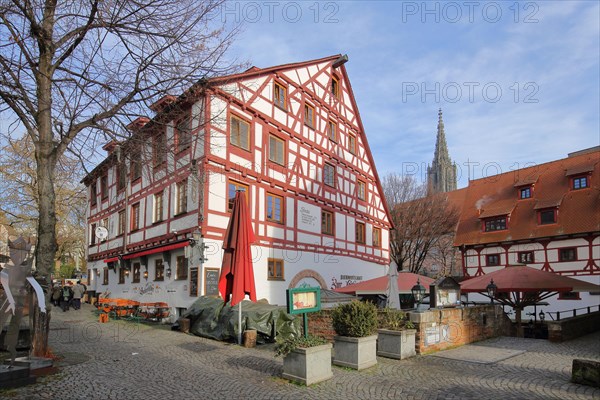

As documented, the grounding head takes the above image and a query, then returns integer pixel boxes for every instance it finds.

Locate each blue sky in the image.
[222,0,600,188]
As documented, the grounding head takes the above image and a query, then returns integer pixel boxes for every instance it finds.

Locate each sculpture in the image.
[0,237,46,368]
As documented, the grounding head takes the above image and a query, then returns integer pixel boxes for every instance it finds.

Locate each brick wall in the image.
[410,305,511,354]
[307,310,336,341]
[307,306,510,355]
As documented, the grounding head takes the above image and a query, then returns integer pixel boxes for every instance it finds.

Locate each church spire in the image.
[428,109,457,193]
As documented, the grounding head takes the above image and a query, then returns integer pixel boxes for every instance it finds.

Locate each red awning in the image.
[122,241,190,260]
[104,257,119,263]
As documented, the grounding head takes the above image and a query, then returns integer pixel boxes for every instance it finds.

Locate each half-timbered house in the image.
[454,147,600,313]
[83,55,392,319]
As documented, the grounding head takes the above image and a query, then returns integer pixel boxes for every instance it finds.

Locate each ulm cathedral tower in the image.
[427,109,457,193]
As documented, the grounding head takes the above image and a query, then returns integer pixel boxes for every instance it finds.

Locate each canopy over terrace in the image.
[460,265,600,336]
[335,271,435,308]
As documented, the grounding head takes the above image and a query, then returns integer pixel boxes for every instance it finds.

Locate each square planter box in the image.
[332,334,378,370]
[282,343,333,386]
[377,329,416,360]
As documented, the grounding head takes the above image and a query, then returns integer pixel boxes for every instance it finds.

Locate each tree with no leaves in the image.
[383,173,460,275]
[0,0,240,356]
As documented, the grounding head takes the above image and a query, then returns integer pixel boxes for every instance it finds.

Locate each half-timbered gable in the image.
[84,55,392,312]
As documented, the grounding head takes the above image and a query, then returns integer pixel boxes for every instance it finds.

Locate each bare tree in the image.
[383,173,459,274]
[0,136,86,269]
[0,0,240,356]
[428,234,459,277]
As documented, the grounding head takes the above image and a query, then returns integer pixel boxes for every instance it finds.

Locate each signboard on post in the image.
[286,286,321,338]
[287,287,321,314]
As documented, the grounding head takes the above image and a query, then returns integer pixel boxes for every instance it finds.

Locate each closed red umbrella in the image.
[219,190,256,305]
[218,190,256,343]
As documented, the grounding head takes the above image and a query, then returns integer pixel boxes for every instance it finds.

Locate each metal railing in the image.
[546,304,600,321]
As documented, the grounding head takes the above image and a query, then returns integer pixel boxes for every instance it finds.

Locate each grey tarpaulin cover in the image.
[182,297,302,343]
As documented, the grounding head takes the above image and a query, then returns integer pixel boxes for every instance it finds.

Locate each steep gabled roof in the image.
[453,149,600,246]
[205,54,394,227]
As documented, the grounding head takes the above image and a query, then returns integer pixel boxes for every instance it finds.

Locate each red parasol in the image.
[219,190,257,306]
[460,266,599,294]
[460,265,600,337]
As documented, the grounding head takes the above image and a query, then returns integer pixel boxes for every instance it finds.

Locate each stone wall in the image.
[409,305,510,354]
[547,311,600,342]
[307,305,510,355]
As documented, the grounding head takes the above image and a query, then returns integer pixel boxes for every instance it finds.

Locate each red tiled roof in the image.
[477,199,515,219]
[334,272,434,295]
[565,164,594,176]
[454,150,600,246]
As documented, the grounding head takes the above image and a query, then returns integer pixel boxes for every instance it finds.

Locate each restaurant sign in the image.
[286,286,321,315]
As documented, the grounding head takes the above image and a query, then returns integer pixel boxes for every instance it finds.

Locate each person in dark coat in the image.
[60,284,73,312]
[51,284,62,306]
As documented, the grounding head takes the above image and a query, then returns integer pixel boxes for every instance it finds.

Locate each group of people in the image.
[51,280,86,312]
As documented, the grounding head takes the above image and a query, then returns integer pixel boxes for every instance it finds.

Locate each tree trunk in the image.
[31,307,51,357]
[32,16,58,355]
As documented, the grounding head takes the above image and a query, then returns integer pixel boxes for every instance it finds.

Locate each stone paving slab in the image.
[1,303,599,400]
[433,345,526,364]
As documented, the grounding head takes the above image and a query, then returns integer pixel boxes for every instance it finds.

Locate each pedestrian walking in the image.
[60,284,73,312]
[71,280,85,310]
[51,284,62,307]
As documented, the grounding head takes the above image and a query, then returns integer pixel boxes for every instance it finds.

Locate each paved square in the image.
[3,304,599,400]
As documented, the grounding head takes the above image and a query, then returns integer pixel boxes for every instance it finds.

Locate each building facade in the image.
[454,147,600,312]
[83,55,392,318]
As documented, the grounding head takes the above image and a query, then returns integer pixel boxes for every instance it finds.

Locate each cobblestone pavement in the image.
[3,304,600,400]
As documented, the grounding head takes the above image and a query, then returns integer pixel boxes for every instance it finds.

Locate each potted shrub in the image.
[377,308,417,360]
[275,335,333,386]
[331,300,378,370]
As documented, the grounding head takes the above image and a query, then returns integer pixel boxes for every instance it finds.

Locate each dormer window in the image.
[572,175,588,190]
[519,186,531,199]
[538,208,557,225]
[483,216,507,232]
[565,164,593,190]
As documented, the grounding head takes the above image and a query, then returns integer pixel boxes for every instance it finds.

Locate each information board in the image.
[204,268,220,296]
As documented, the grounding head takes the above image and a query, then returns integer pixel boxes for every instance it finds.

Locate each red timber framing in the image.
[83,55,392,283]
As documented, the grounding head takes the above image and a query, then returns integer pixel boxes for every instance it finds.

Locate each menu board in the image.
[204,268,220,296]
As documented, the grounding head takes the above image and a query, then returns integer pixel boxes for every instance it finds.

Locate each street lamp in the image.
[486,279,498,304]
[411,278,426,309]
[539,310,545,323]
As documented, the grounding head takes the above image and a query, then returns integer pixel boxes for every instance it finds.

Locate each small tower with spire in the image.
[427,109,457,193]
